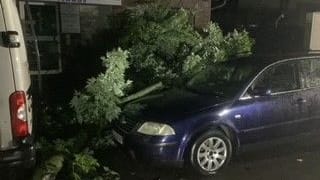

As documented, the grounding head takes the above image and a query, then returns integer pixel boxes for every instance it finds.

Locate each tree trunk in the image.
[33,155,64,180]
[120,82,164,104]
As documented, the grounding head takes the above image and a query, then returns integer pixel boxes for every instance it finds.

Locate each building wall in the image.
[213,0,320,54]
[78,0,211,42]
[170,0,211,28]
[120,0,211,28]
[79,5,113,43]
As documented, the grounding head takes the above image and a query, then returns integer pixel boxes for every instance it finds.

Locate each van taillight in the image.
[10,91,28,139]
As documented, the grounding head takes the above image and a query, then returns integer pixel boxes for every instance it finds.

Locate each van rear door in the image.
[0,0,32,149]
[0,1,17,150]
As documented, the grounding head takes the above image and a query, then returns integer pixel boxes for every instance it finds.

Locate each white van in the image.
[0,0,35,168]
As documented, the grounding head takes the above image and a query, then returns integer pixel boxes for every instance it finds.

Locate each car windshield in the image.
[187,61,259,98]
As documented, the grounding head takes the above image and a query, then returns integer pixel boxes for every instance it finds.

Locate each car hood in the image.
[139,89,229,122]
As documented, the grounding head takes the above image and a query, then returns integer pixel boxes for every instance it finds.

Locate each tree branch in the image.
[120,82,164,104]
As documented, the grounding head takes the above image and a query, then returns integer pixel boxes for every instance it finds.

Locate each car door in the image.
[239,60,304,143]
[297,57,320,133]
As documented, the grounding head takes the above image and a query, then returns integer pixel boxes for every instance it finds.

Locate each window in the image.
[252,62,299,93]
[19,2,62,75]
[299,58,320,88]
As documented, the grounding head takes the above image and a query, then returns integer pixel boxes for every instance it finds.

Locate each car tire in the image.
[190,130,232,176]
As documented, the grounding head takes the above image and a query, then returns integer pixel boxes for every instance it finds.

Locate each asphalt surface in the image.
[1,132,320,180]
[107,132,320,180]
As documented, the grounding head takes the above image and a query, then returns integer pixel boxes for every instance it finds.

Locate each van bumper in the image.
[0,145,36,168]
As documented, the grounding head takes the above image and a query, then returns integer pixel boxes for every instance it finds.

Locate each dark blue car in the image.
[113,55,320,175]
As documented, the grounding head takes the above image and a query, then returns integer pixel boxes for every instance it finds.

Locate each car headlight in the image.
[137,122,175,136]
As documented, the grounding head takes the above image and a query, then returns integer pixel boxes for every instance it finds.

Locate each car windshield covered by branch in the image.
[187,61,259,98]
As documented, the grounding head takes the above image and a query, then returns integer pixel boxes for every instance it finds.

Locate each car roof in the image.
[229,52,320,70]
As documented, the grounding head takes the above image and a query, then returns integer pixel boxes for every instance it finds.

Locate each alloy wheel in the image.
[196,137,228,172]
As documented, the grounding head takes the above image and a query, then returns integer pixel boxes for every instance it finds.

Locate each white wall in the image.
[307,12,320,51]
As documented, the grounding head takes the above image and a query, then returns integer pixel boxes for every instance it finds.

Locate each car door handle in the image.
[295,98,307,105]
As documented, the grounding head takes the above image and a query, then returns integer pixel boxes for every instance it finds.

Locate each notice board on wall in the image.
[60,4,80,33]
[27,0,121,6]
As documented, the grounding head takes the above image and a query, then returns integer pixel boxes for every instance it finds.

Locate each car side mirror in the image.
[248,87,272,97]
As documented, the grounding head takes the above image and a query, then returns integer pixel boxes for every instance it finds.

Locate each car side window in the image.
[299,58,320,88]
[252,62,299,93]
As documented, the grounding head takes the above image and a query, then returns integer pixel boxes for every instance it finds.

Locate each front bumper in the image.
[113,130,184,167]
[0,145,36,168]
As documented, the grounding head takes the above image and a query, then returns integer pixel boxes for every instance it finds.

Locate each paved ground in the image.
[2,132,320,180]
[107,132,320,180]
